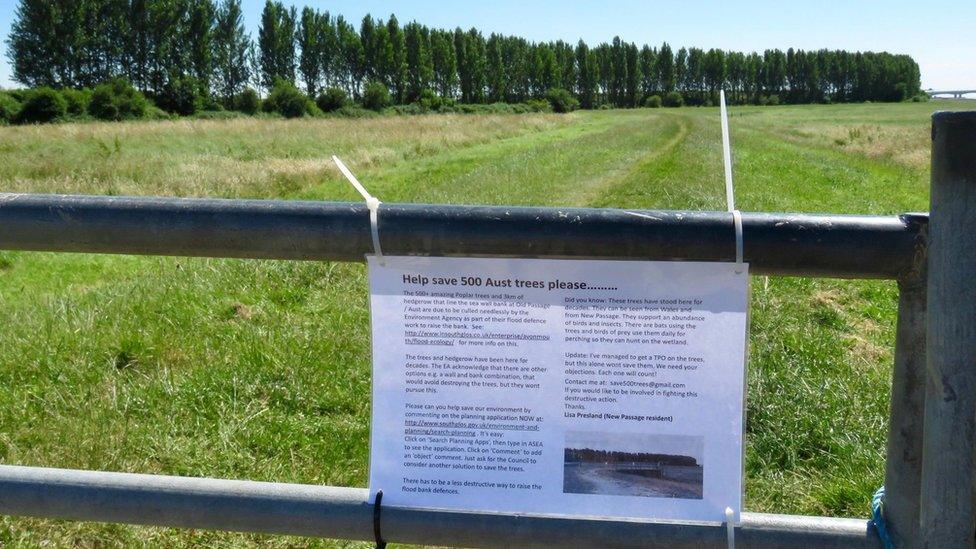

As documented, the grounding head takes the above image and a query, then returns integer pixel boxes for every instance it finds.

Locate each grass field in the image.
[1,99,974,546]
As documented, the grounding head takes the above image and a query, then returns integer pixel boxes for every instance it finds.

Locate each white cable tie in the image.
[725,506,735,549]
[332,156,384,263]
[720,91,744,274]
[732,209,744,274]
[720,90,735,212]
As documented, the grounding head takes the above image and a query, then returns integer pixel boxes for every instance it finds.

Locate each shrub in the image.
[305,98,323,116]
[392,103,424,116]
[766,94,780,106]
[663,91,684,107]
[334,105,378,118]
[0,92,22,124]
[486,102,517,114]
[89,78,148,120]
[235,88,261,114]
[194,110,243,120]
[144,105,173,120]
[526,99,552,113]
[157,75,203,116]
[264,79,308,118]
[61,88,92,116]
[362,81,391,111]
[544,88,579,113]
[417,88,443,111]
[316,87,347,112]
[644,95,662,108]
[6,89,29,103]
[16,87,67,123]
[201,95,224,112]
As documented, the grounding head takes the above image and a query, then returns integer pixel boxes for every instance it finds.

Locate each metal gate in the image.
[0,111,973,547]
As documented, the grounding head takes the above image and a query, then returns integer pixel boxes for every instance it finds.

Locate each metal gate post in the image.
[920,111,976,547]
[884,215,927,546]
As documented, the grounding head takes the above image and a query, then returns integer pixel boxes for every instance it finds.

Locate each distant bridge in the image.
[926,89,976,99]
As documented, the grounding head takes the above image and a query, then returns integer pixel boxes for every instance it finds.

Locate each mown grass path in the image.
[1,101,974,546]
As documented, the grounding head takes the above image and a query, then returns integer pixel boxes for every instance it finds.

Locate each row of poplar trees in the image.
[8,0,923,108]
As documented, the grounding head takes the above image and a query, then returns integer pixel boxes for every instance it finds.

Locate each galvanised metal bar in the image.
[0,193,923,279]
[920,111,976,547]
[0,465,878,548]
[882,211,928,546]
[884,273,927,546]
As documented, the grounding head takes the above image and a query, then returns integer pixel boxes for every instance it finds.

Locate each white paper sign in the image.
[367,256,748,523]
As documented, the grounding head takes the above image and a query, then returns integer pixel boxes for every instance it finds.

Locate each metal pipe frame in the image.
[0,193,922,279]
[2,108,974,545]
[0,193,911,546]
[0,465,876,548]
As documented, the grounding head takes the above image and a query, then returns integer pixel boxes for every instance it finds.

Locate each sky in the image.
[0,0,973,91]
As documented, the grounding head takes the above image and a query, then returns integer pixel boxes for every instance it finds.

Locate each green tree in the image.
[404,22,433,101]
[763,49,786,98]
[725,51,746,103]
[674,47,687,96]
[657,43,675,93]
[575,40,596,108]
[297,7,321,96]
[745,52,762,103]
[4,2,928,110]
[185,0,216,91]
[460,29,486,103]
[503,37,530,102]
[430,30,458,99]
[372,22,394,90]
[213,0,251,102]
[625,42,641,107]
[360,15,378,81]
[316,12,337,88]
[610,37,626,106]
[7,0,63,87]
[336,15,363,96]
[685,47,704,103]
[145,0,181,93]
[128,0,152,90]
[530,43,559,98]
[639,45,657,97]
[594,43,612,104]
[258,1,297,88]
[702,48,726,103]
[486,34,506,102]
[454,29,469,102]
[386,16,408,103]
[555,41,576,95]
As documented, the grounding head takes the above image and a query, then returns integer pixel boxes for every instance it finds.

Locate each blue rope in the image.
[871,485,894,549]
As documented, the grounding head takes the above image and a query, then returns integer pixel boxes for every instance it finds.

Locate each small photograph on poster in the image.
[563,432,704,500]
